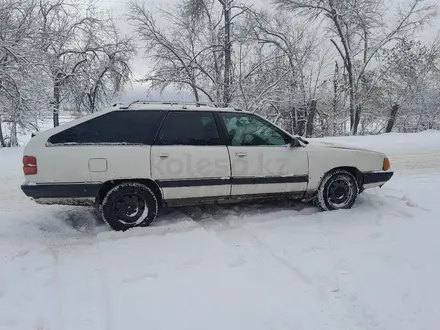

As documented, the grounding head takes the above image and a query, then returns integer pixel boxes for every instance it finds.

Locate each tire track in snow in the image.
[195,215,385,330]
[42,242,65,330]
[42,239,110,330]
[96,243,112,330]
[196,215,314,285]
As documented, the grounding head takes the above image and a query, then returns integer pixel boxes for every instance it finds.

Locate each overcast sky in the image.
[99,0,440,104]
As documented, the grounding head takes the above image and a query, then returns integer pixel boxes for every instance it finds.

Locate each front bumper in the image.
[362,171,394,189]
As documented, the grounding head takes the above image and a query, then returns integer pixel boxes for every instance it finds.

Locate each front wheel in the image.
[315,169,359,211]
[101,183,158,231]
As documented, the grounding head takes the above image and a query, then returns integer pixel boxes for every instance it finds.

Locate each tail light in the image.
[23,156,37,175]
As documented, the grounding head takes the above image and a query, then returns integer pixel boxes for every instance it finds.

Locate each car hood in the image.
[305,140,384,155]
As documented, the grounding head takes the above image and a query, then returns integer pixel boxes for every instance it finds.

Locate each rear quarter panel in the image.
[23,133,152,184]
[27,145,151,184]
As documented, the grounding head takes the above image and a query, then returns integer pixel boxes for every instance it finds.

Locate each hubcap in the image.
[114,194,148,225]
[327,178,352,208]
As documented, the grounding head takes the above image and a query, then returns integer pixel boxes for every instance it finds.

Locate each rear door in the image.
[151,111,231,201]
[218,112,309,196]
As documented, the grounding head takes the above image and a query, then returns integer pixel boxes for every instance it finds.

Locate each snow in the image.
[1,131,440,330]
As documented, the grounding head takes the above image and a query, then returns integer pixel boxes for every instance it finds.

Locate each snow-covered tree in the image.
[274,0,438,135]
[36,0,134,126]
[128,0,251,106]
[380,38,440,132]
[239,10,326,136]
[0,0,52,146]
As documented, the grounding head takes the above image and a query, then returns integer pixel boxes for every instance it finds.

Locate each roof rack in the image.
[119,100,224,109]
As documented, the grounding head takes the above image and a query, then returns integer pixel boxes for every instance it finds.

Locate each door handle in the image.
[159,154,169,159]
[236,152,247,158]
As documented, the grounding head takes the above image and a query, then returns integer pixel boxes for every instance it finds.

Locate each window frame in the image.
[215,111,292,147]
[153,110,225,147]
[46,110,167,147]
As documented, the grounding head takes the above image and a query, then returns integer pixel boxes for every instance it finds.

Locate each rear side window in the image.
[156,111,221,146]
[47,111,165,145]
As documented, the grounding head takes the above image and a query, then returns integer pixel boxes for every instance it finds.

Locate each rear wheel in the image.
[315,169,359,211]
[101,183,158,231]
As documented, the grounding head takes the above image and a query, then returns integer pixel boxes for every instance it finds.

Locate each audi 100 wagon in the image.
[21,101,394,231]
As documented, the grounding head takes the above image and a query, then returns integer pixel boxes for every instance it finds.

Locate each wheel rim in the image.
[113,193,149,225]
[327,177,353,209]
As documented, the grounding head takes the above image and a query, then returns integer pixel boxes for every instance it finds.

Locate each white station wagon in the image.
[21,101,393,231]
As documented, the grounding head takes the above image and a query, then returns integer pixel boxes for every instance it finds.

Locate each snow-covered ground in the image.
[1,131,440,330]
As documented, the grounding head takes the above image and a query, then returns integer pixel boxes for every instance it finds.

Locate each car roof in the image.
[114,101,243,113]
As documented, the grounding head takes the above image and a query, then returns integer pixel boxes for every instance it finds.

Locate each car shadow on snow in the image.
[163,198,316,221]
[49,198,320,235]
[43,190,406,237]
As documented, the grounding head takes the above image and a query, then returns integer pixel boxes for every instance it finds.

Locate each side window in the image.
[156,111,221,146]
[47,111,166,145]
[220,113,288,146]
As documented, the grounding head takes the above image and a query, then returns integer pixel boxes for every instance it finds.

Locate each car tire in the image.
[101,182,158,231]
[315,169,359,211]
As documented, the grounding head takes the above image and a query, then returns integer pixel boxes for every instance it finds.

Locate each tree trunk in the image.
[329,8,355,134]
[291,106,297,134]
[289,108,295,135]
[10,120,18,147]
[53,80,61,127]
[223,1,232,106]
[333,62,338,111]
[190,79,200,103]
[347,66,356,134]
[207,12,222,103]
[306,100,317,138]
[352,104,361,135]
[0,118,5,147]
[385,103,399,133]
[332,62,339,136]
[87,92,94,113]
[297,106,306,136]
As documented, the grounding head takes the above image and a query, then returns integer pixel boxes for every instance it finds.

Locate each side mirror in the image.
[288,137,301,148]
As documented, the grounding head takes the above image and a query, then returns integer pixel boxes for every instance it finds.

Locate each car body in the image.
[21,101,393,230]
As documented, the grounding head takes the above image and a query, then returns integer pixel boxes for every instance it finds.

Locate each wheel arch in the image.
[96,179,163,207]
[322,166,363,189]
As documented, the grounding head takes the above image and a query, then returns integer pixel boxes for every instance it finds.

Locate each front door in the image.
[218,112,309,196]
[151,111,231,201]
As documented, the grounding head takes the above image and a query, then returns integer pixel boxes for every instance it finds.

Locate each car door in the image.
[218,112,309,196]
[151,111,231,201]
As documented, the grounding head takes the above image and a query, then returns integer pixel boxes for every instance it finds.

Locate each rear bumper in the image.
[362,171,394,189]
[21,182,100,200]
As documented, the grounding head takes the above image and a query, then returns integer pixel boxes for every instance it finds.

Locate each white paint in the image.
[23,106,392,203]
[228,145,309,195]
[151,145,231,199]
[305,140,387,190]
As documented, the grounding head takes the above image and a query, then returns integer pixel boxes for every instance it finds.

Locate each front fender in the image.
[306,148,386,191]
